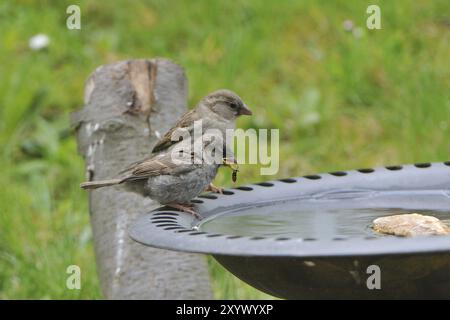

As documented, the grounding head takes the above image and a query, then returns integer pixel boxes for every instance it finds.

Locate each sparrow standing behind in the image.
[151,89,252,192]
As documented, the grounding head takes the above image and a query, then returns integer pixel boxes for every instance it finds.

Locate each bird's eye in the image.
[229,102,238,109]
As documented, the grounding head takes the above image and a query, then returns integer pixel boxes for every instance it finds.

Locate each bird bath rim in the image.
[129,161,450,258]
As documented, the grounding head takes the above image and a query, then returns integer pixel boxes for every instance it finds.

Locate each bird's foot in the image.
[166,203,202,219]
[204,183,223,194]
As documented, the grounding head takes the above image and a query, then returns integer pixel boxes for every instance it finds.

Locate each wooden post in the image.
[71,59,213,299]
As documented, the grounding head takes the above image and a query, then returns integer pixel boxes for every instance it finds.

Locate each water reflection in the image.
[198,207,450,239]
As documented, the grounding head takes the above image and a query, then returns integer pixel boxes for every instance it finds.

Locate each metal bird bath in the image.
[129,161,450,299]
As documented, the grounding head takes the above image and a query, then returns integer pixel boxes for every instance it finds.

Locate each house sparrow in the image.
[151,89,252,192]
[80,139,230,218]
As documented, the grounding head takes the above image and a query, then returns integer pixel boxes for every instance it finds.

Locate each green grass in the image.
[0,0,449,299]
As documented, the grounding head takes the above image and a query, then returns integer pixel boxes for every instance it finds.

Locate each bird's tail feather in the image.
[80,179,123,190]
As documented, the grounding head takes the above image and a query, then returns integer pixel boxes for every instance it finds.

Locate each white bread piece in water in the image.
[373,213,450,237]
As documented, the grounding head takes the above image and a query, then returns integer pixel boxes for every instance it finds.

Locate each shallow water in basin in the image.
[198,207,450,239]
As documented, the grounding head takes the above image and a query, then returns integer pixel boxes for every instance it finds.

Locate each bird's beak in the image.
[239,104,253,116]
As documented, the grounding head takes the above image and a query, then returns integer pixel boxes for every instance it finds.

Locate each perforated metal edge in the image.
[129,161,450,257]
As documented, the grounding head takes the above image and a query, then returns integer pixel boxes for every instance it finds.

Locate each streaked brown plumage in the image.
[80,147,199,190]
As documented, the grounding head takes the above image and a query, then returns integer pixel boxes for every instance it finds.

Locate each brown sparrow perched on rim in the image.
[81,138,230,218]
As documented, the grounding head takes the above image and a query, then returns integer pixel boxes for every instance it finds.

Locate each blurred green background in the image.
[0,0,448,299]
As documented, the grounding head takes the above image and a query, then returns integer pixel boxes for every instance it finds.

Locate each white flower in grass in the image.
[29,34,50,50]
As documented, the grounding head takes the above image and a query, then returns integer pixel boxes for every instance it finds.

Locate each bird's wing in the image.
[151,109,201,153]
[121,151,196,182]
